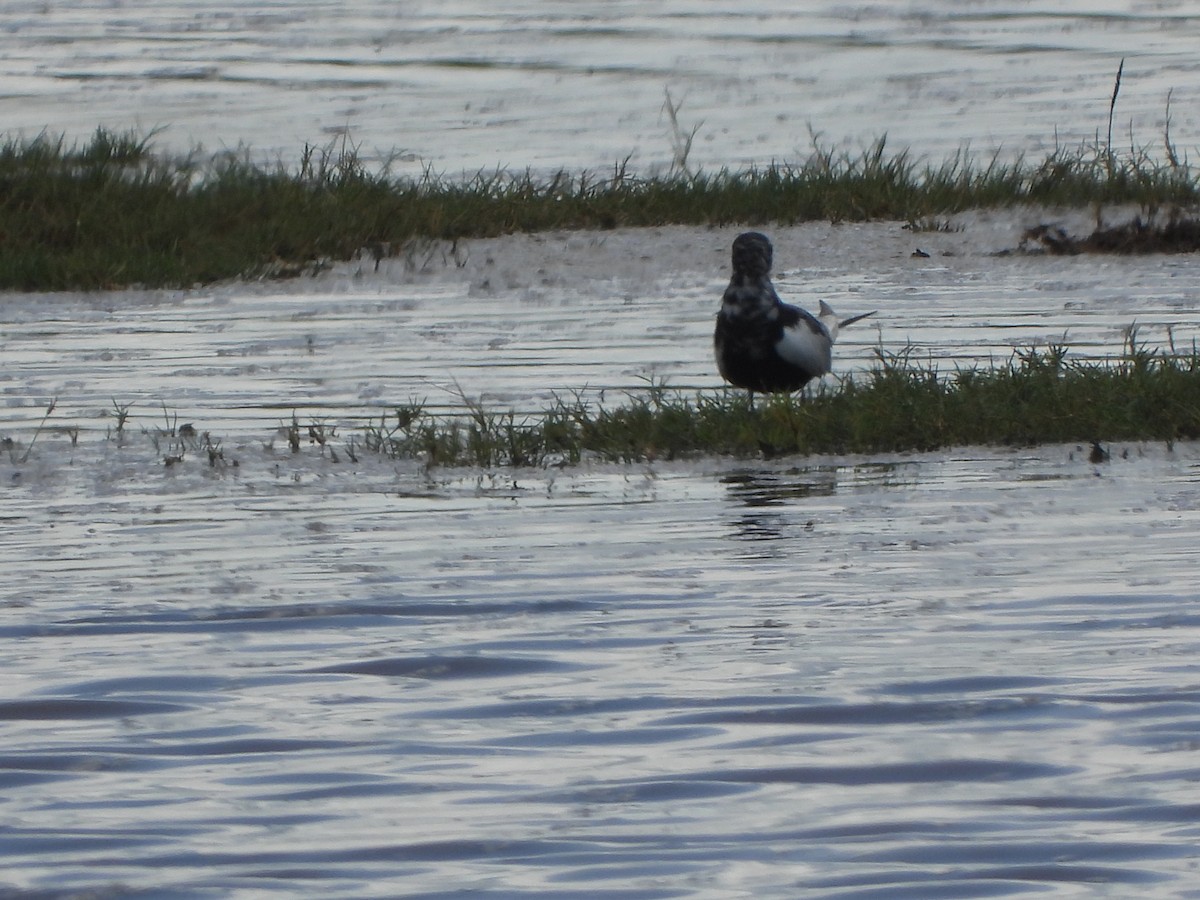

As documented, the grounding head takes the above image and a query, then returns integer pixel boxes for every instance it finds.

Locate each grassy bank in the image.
[363,335,1200,467]
[3,128,1200,290]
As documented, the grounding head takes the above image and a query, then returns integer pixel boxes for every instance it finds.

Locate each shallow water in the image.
[6,217,1200,897]
[7,215,1200,432]
[6,437,1200,897]
[6,5,1200,897]
[2,2,1199,174]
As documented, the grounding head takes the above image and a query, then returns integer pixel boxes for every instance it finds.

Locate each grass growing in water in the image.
[364,335,1200,467]
[4,337,1193,470]
[4,127,1200,290]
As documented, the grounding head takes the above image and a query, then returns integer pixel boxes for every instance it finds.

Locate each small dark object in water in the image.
[1088,441,1110,464]
[714,232,876,400]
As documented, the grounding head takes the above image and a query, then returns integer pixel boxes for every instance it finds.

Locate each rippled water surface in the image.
[5,4,1200,898]
[3,2,1200,173]
[5,219,1200,897]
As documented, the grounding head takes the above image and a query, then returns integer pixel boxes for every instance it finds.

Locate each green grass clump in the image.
[4,127,1200,290]
[364,336,1200,467]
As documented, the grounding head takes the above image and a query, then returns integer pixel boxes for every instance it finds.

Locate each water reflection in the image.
[720,461,918,546]
[721,467,834,545]
[848,460,920,490]
[722,468,837,508]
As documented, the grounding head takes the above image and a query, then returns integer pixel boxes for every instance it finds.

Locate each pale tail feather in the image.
[817,301,876,346]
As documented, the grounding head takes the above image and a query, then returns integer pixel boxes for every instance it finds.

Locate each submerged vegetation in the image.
[364,334,1200,467]
[3,124,1200,290]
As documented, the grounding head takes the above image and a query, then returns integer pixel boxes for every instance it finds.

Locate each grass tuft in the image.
[361,337,1200,467]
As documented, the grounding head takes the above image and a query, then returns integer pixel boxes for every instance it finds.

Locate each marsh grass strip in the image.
[365,338,1200,466]
[3,128,1200,290]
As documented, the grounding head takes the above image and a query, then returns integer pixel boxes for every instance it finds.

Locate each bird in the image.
[714,231,875,400]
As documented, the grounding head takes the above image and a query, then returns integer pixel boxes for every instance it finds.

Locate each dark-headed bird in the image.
[714,231,875,399]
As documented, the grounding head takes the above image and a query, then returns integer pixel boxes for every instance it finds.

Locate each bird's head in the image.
[731,232,773,279]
